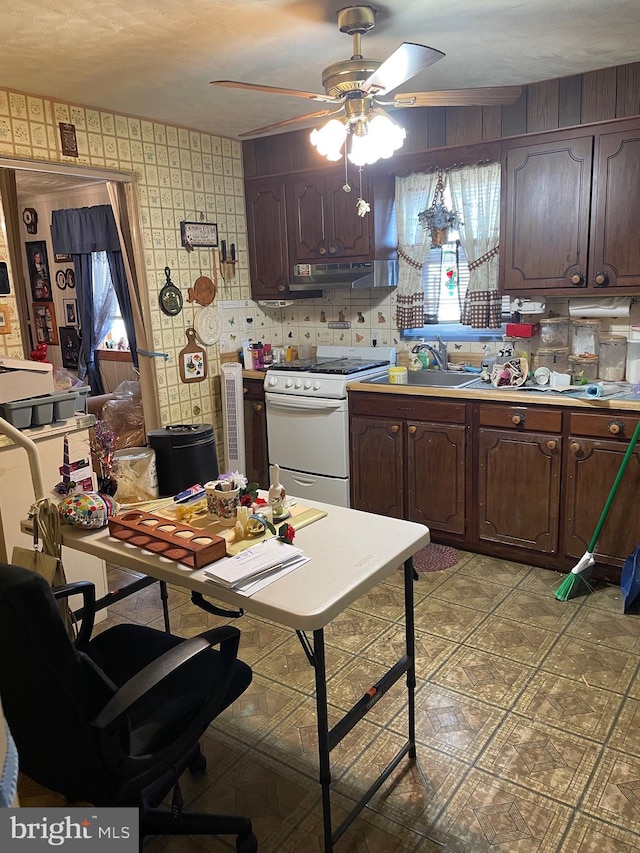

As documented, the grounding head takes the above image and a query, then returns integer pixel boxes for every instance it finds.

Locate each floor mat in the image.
[412,542,460,572]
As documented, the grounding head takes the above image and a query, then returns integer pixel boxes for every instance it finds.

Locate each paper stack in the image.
[202,539,308,590]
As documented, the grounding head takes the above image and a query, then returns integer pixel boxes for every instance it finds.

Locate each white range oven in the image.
[264,345,396,507]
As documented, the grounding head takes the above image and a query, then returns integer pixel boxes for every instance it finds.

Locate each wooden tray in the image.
[108,510,227,569]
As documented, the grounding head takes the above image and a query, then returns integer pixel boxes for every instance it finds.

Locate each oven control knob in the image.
[267,376,278,387]
[313,381,322,390]
[294,379,302,389]
[285,378,293,388]
[304,379,312,389]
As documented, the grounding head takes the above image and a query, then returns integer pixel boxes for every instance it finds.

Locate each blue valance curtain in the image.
[51,204,138,394]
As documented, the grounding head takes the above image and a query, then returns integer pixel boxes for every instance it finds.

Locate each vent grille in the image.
[221,362,246,472]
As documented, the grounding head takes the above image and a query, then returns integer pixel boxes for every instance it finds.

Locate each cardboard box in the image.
[0,358,54,403]
[505,322,541,339]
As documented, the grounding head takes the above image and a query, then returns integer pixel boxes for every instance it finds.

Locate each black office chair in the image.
[0,562,257,852]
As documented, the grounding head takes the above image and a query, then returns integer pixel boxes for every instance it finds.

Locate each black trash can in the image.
[148,424,219,497]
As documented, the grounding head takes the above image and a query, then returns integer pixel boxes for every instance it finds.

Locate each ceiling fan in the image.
[210,5,522,140]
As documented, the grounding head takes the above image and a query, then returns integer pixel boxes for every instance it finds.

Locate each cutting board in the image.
[155,501,328,556]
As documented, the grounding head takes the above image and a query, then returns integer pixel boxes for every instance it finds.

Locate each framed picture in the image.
[25,240,52,302]
[0,303,11,334]
[0,261,10,295]
[55,253,72,262]
[55,270,67,290]
[65,267,75,289]
[59,326,80,369]
[32,302,58,346]
[180,220,218,249]
[63,298,78,326]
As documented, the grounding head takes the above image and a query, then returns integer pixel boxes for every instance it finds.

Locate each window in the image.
[92,252,129,350]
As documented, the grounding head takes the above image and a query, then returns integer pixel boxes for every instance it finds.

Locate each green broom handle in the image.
[588,418,640,553]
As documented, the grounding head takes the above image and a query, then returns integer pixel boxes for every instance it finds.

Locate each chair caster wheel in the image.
[188,752,207,774]
[236,833,258,853]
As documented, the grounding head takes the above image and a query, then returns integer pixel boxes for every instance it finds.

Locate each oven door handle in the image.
[266,395,344,413]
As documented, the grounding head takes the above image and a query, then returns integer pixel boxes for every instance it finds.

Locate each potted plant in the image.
[418,169,463,247]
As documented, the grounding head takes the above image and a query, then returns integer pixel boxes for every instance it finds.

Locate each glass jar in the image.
[570,319,601,356]
[540,317,569,348]
[598,335,627,381]
[536,347,570,374]
[568,354,599,383]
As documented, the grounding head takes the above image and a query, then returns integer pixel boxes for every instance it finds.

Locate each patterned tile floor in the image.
[27,552,640,851]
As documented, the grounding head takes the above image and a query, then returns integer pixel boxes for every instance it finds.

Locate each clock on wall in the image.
[22,207,38,234]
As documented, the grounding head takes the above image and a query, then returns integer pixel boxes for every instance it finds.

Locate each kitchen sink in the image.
[366,371,480,389]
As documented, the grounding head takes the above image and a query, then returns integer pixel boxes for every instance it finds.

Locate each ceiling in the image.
[2,1,640,141]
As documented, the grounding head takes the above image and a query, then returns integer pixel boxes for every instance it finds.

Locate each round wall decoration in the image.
[55,270,67,290]
[159,266,183,317]
[194,305,222,347]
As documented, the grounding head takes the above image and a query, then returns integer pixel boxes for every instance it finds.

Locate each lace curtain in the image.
[395,171,440,330]
[448,162,502,328]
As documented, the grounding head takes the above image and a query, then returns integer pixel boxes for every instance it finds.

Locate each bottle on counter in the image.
[263,343,272,366]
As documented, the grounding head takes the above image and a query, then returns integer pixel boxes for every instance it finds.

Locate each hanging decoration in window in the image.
[417,169,462,247]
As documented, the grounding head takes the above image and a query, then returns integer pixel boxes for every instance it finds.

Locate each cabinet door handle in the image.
[594,272,610,287]
[408,425,417,434]
[570,272,585,286]
[391,424,400,433]
[318,241,328,256]
[511,413,525,426]
[243,386,248,394]
[254,403,263,413]
[608,420,624,435]
[328,242,338,256]
[546,439,558,450]
[570,441,583,455]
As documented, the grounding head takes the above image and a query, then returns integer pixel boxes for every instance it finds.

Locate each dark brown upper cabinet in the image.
[500,117,640,294]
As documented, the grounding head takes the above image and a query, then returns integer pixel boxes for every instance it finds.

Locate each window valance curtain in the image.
[50,204,138,394]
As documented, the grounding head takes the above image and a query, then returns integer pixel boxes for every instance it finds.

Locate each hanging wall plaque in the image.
[159,266,183,317]
[178,327,207,383]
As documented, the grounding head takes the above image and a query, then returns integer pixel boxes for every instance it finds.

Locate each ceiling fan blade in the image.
[361,43,445,95]
[210,80,339,104]
[239,108,344,138]
[387,86,523,107]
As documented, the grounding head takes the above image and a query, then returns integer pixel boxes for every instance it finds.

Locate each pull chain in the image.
[356,167,370,217]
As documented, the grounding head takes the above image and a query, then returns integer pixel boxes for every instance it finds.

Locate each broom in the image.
[555,417,640,601]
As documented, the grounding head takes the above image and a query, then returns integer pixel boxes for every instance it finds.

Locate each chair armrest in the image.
[92,625,240,730]
[91,624,241,781]
[53,581,96,646]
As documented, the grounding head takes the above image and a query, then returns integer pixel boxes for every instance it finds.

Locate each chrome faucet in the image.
[413,336,448,371]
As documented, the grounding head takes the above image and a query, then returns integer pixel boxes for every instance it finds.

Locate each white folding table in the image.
[61,498,430,852]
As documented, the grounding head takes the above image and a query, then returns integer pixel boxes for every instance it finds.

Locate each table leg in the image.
[404,556,416,758]
[312,628,333,853]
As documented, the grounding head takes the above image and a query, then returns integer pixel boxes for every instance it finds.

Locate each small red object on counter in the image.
[505,322,540,338]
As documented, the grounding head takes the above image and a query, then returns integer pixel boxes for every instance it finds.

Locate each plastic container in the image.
[540,317,569,348]
[598,335,627,381]
[626,326,640,386]
[388,366,408,384]
[148,424,219,497]
[536,347,570,374]
[568,354,599,383]
[570,319,601,356]
[113,447,159,504]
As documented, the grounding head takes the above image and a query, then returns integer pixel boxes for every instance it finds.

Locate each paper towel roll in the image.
[569,297,631,318]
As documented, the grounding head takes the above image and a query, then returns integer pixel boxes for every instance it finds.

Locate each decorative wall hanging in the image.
[63,298,78,326]
[194,305,222,347]
[418,169,463,247]
[187,273,217,306]
[65,268,75,289]
[219,240,236,282]
[159,266,183,317]
[55,270,67,290]
[0,304,11,334]
[180,220,218,249]
[32,302,58,346]
[178,328,207,382]
[59,326,80,369]
[25,240,51,301]
[54,253,72,262]
[22,207,38,234]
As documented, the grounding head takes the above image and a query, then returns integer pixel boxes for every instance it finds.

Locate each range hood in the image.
[290,260,398,291]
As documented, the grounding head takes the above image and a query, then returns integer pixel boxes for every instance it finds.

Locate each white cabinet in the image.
[0,420,108,617]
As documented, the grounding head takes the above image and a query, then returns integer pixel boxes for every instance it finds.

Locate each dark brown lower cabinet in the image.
[243,377,269,489]
[349,393,467,535]
[563,411,640,569]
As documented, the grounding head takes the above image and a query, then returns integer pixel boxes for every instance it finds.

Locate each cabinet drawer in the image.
[569,411,638,440]
[349,392,466,424]
[478,403,562,432]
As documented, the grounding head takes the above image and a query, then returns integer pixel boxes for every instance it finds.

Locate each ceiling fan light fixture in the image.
[347,112,406,166]
[310,119,348,161]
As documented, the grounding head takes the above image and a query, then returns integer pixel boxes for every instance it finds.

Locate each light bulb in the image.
[347,112,406,166]
[310,119,347,161]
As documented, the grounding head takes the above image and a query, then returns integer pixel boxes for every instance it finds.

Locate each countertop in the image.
[348,376,640,411]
